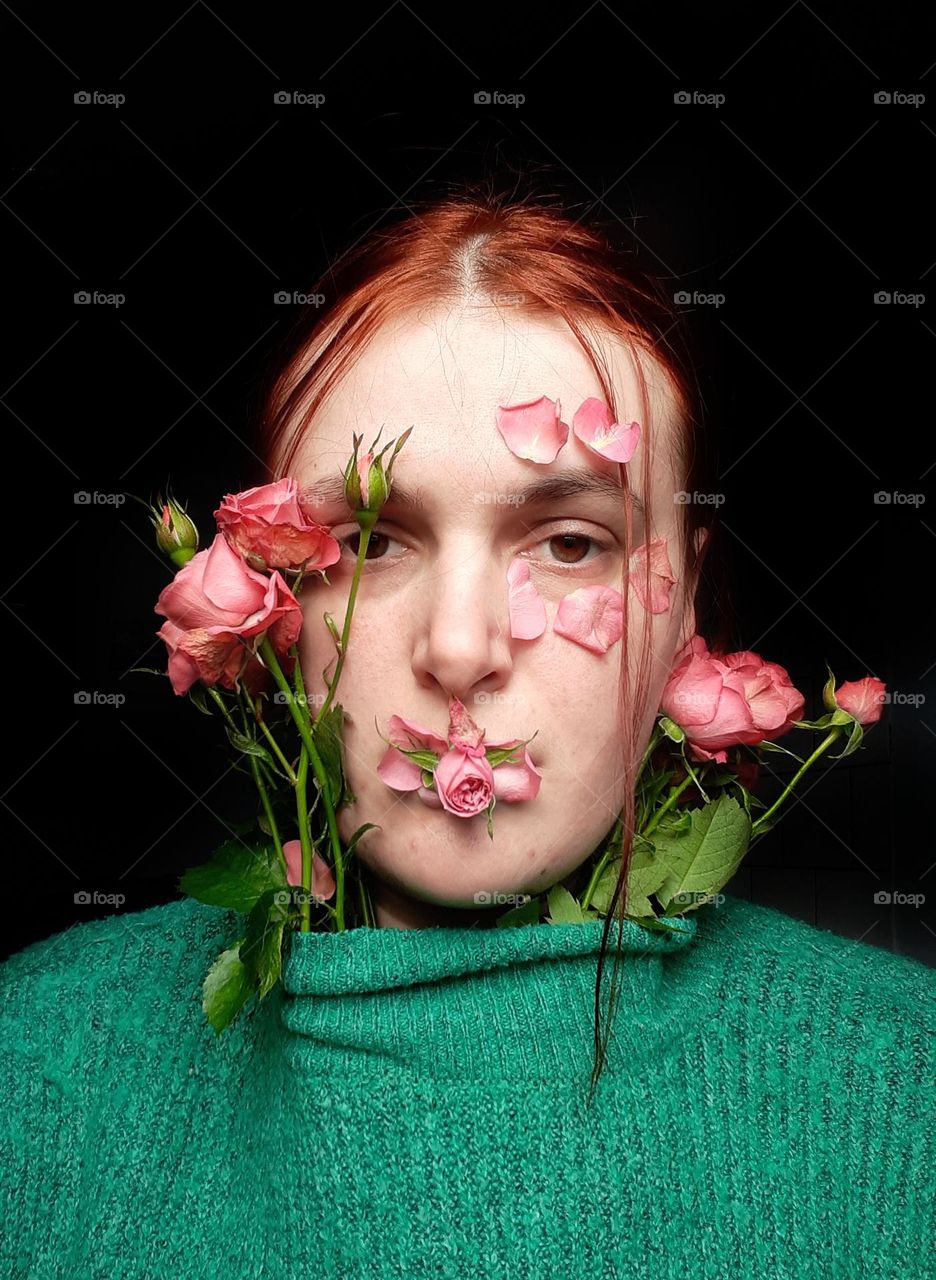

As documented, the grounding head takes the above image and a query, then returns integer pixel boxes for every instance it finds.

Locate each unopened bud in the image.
[151,493,199,568]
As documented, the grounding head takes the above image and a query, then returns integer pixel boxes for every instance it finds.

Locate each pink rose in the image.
[833,676,886,726]
[377,696,541,816]
[282,839,336,901]
[433,748,496,817]
[155,532,303,696]
[215,477,341,573]
[661,634,805,763]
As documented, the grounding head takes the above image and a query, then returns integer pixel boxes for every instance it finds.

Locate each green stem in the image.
[294,747,314,932]
[258,636,346,931]
[313,516,375,729]
[241,684,297,784]
[642,769,699,841]
[751,727,843,838]
[580,819,622,914]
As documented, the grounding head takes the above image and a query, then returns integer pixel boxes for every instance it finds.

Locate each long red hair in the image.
[251,187,736,1098]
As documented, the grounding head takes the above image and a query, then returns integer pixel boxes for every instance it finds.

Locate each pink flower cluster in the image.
[377,695,542,819]
[155,479,340,697]
[660,635,885,763]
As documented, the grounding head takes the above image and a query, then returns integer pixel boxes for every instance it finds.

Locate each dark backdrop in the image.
[1,1,933,962]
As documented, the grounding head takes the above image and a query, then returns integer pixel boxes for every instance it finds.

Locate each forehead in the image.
[288,303,681,491]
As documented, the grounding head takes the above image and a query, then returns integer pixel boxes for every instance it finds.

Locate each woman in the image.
[1,191,932,1278]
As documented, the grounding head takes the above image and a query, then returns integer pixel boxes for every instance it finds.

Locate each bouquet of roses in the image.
[136,397,885,1034]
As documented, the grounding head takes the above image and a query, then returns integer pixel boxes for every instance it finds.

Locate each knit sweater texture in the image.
[1,891,933,1279]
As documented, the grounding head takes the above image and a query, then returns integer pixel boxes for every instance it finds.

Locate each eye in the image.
[336,527,406,562]
[527,530,610,568]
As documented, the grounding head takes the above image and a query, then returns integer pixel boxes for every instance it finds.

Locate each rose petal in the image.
[495,395,569,463]
[572,397,641,463]
[507,558,547,639]
[553,585,625,654]
[629,537,677,614]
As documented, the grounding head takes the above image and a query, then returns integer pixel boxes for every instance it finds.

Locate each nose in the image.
[411,540,515,703]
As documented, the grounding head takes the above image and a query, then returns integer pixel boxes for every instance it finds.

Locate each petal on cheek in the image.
[553,585,624,654]
[629,537,677,614]
[507,558,547,640]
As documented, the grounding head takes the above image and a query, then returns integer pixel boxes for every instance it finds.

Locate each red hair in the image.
[252,187,736,1097]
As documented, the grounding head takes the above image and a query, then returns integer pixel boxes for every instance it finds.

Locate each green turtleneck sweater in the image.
[0,891,932,1278]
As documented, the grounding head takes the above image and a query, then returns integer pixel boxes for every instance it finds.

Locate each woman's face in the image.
[288,303,696,927]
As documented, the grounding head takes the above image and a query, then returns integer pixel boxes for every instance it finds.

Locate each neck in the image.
[367,872,499,931]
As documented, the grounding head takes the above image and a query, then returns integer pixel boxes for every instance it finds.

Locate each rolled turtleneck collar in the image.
[277,914,699,1086]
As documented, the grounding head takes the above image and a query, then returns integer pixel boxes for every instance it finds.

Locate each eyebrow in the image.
[303,467,644,516]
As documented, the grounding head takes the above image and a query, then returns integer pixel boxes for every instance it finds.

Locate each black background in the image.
[1,1,933,962]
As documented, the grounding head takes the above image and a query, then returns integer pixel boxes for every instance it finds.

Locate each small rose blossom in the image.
[282,839,336,901]
[661,635,805,763]
[629,537,677,614]
[571,397,641,463]
[155,533,302,697]
[554,584,625,654]
[433,748,496,817]
[832,676,887,726]
[507,557,547,639]
[495,394,570,463]
[214,477,341,574]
